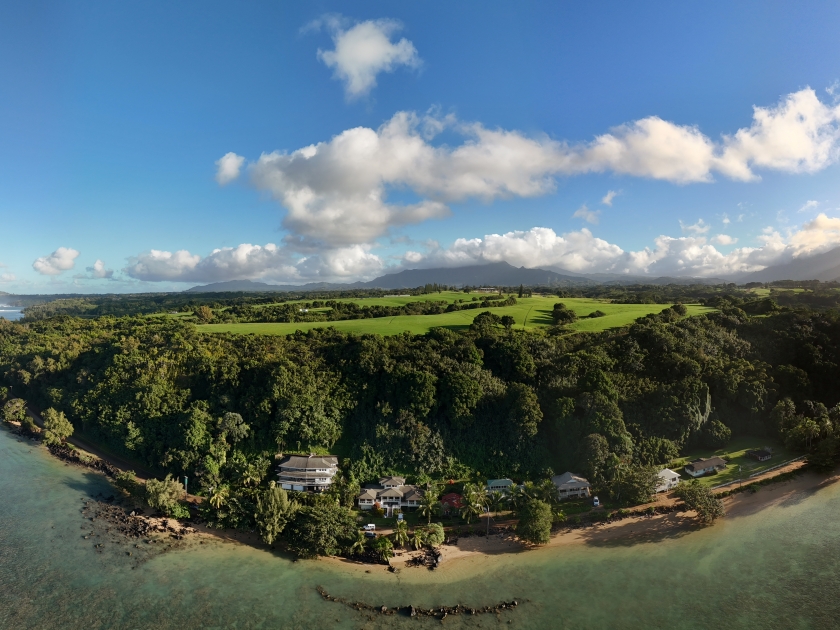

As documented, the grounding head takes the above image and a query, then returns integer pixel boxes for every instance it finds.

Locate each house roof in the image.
[440,492,463,507]
[685,457,727,470]
[278,455,338,469]
[278,471,334,480]
[658,468,680,479]
[358,488,379,500]
[357,483,423,502]
[379,476,406,486]
[487,478,514,487]
[551,472,591,488]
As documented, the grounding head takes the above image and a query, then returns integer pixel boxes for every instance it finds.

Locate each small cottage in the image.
[486,478,514,494]
[746,448,772,462]
[656,468,681,492]
[684,457,727,478]
[551,472,591,500]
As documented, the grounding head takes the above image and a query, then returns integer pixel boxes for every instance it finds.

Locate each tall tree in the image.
[41,408,74,446]
[255,482,297,545]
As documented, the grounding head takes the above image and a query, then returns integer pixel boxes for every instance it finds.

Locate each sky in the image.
[1,1,840,293]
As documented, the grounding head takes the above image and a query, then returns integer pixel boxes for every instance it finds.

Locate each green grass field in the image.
[196,296,714,336]
[670,436,797,487]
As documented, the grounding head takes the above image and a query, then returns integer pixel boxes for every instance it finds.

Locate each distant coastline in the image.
[0,305,23,321]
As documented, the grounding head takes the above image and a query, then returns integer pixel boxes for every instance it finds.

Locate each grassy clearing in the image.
[670,436,797,487]
[197,297,714,337]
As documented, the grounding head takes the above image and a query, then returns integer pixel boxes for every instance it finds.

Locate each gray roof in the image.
[487,478,514,487]
[358,488,379,500]
[379,476,406,486]
[278,454,338,470]
[551,472,591,488]
[278,471,334,481]
[685,457,726,471]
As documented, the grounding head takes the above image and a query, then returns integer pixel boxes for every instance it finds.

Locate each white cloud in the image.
[0,273,15,283]
[722,213,731,225]
[737,213,746,222]
[232,89,840,253]
[572,204,600,224]
[124,243,384,284]
[712,234,738,245]
[312,15,421,99]
[215,152,245,185]
[798,200,819,213]
[680,219,710,235]
[601,190,619,206]
[87,260,114,279]
[32,248,80,275]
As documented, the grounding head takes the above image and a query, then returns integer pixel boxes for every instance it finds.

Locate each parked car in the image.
[593,496,600,507]
[364,531,376,538]
[396,513,404,522]
[363,523,376,531]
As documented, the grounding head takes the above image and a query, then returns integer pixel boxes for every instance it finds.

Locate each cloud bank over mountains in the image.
[140,86,840,286]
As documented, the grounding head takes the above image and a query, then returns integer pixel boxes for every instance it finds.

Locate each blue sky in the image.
[1,1,840,292]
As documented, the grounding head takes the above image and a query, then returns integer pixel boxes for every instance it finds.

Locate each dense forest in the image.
[3,289,840,544]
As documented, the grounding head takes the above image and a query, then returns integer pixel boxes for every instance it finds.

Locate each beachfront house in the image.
[684,457,727,478]
[551,472,591,500]
[486,478,514,494]
[276,454,338,492]
[656,468,681,492]
[356,477,425,517]
[746,448,772,462]
[440,492,463,516]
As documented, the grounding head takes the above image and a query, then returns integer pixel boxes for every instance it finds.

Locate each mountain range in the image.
[185,247,840,293]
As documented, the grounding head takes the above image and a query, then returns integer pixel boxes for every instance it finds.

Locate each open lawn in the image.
[197,297,714,336]
[671,436,798,487]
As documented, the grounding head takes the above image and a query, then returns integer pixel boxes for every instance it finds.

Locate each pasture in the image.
[196,296,714,336]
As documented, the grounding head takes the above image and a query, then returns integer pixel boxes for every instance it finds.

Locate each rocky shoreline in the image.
[316,586,522,619]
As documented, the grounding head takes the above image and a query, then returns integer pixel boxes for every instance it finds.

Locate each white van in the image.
[363,523,376,531]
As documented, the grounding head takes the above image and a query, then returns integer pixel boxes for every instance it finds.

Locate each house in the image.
[486,478,514,494]
[276,454,338,492]
[551,472,591,500]
[684,457,727,478]
[356,477,425,517]
[746,448,772,462]
[656,468,681,493]
[440,492,463,515]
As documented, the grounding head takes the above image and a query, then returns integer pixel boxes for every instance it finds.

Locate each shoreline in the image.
[4,421,832,574]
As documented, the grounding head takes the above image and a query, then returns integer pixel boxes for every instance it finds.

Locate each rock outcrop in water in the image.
[316,586,522,619]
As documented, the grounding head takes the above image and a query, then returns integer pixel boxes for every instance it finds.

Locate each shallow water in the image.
[2,427,839,629]
[0,306,23,321]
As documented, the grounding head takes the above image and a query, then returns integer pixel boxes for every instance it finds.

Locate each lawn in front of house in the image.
[670,436,798,487]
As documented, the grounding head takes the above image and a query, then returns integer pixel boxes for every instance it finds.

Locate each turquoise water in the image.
[0,306,22,321]
[2,425,840,629]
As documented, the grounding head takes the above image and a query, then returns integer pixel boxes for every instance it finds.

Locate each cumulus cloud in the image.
[798,200,819,213]
[712,234,738,245]
[680,219,710,235]
[572,204,600,224]
[601,190,619,206]
[87,260,114,279]
[32,247,80,275]
[311,15,421,99]
[124,243,384,284]
[0,272,15,283]
[215,152,245,185]
[229,88,840,253]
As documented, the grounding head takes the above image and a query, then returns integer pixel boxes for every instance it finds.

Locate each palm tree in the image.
[374,536,394,564]
[418,490,440,524]
[349,530,367,556]
[460,483,486,525]
[410,528,426,550]
[488,490,505,515]
[209,485,229,509]
[507,484,529,512]
[537,479,558,505]
[392,519,409,548]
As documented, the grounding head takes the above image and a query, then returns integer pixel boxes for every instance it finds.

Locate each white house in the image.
[486,478,514,494]
[551,472,591,500]
[276,454,338,492]
[656,468,681,492]
[684,457,727,478]
[357,477,425,516]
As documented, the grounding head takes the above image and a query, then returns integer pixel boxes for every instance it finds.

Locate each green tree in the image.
[488,490,505,515]
[424,522,445,547]
[373,535,394,564]
[349,529,367,556]
[284,503,357,558]
[460,483,487,524]
[501,315,516,329]
[2,398,26,425]
[194,305,214,322]
[209,485,230,509]
[41,408,74,446]
[255,482,297,545]
[516,498,552,545]
[410,527,426,550]
[392,519,409,548]
[675,480,725,523]
[145,474,186,516]
[114,470,141,498]
[418,489,440,524]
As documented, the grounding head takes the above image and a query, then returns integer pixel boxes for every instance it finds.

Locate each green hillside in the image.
[197,297,714,336]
